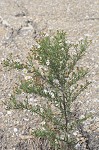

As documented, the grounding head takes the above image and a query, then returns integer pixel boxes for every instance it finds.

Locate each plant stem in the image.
[61,85,70,150]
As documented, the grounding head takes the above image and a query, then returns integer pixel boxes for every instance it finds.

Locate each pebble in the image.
[13,128,18,133]
[7,111,12,115]
[23,118,29,121]
[0,112,3,116]
[84,33,92,37]
[2,20,10,28]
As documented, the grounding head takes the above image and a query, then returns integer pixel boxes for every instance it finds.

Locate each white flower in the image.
[65,40,71,44]
[43,89,48,94]
[40,121,46,125]
[8,93,11,97]
[22,68,28,74]
[29,97,34,102]
[65,77,69,82]
[28,97,34,105]
[59,42,63,46]
[67,134,70,138]
[45,33,49,37]
[55,139,58,144]
[49,91,55,98]
[79,115,85,119]
[70,86,75,90]
[78,37,83,41]
[59,40,62,43]
[75,41,79,45]
[61,47,64,50]
[60,134,65,140]
[33,103,38,107]
[73,131,78,136]
[40,108,43,113]
[51,93,54,98]
[46,60,50,66]
[41,127,46,131]
[53,79,59,85]
[25,76,32,80]
[15,58,21,62]
[37,44,41,48]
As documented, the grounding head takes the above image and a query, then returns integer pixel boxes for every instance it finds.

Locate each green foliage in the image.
[2,31,91,150]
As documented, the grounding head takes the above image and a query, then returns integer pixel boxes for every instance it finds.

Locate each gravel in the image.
[0,0,99,149]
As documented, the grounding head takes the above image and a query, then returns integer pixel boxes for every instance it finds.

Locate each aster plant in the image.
[2,31,91,150]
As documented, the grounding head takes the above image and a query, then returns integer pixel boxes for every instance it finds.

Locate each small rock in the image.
[15,12,26,17]
[0,112,3,116]
[23,118,29,121]
[7,111,12,115]
[14,128,18,133]
[2,20,10,28]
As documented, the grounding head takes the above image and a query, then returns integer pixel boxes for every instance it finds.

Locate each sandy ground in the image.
[0,0,99,149]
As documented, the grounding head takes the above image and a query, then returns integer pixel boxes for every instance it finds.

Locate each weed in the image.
[2,31,91,150]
